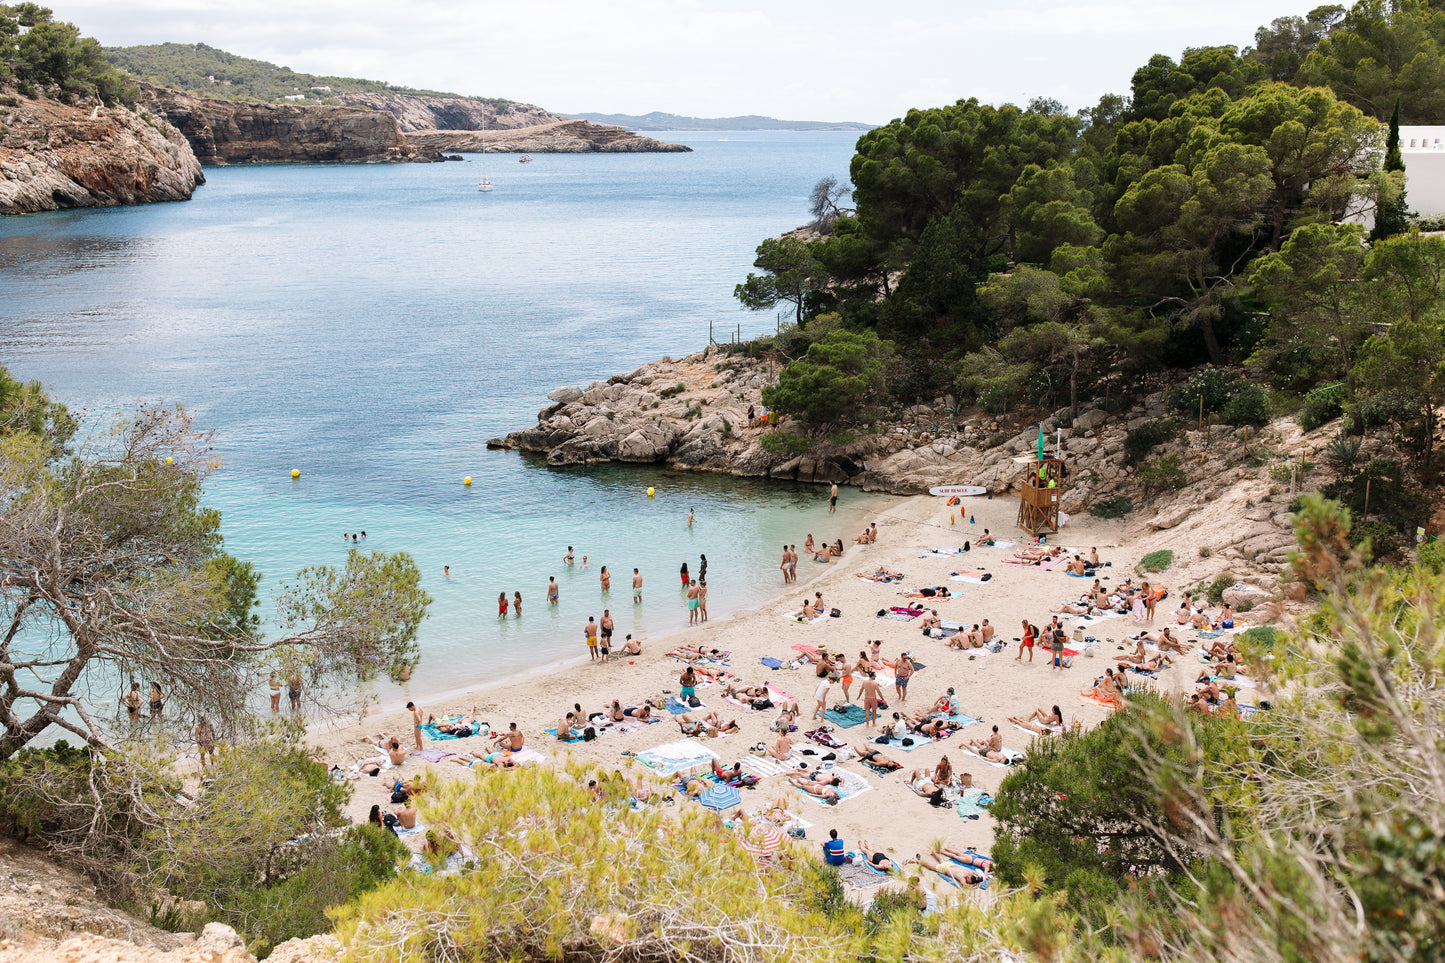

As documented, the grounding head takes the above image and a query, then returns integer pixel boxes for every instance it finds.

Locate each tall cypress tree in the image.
[1373,97,1411,239]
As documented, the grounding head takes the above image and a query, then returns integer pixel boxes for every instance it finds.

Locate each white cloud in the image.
[61,0,1324,121]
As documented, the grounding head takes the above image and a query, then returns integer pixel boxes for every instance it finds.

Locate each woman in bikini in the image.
[148,681,165,720]
[600,566,610,591]
[498,592,509,618]
[853,744,902,770]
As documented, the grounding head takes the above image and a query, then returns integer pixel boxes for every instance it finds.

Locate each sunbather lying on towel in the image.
[969,745,1017,764]
[1086,669,1125,706]
[1125,652,1173,673]
[726,683,770,700]
[906,770,942,796]
[854,842,896,871]
[911,851,987,886]
[966,725,1003,754]
[676,711,739,735]
[450,749,521,770]
[428,707,482,735]
[788,773,840,803]
[903,712,958,738]
[853,745,903,771]
[621,704,653,721]
[1054,600,1093,616]
[668,644,727,661]
[1203,638,1242,662]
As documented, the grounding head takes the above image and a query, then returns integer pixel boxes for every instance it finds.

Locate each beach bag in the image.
[688,695,701,708]
[1061,656,1074,668]
[750,698,774,710]
[980,573,992,582]
[830,607,842,618]
[876,609,887,617]
[963,541,971,552]
[583,726,597,742]
[928,628,943,639]
[901,737,915,746]
[738,774,759,786]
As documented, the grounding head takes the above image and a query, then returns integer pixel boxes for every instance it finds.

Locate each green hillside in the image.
[102,42,468,102]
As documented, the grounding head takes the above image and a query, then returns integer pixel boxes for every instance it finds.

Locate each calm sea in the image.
[0,131,888,703]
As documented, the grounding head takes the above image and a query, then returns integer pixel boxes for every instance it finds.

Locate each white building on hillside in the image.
[1399,126,1445,219]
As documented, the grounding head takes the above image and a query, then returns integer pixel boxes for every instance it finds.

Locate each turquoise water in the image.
[0,132,887,700]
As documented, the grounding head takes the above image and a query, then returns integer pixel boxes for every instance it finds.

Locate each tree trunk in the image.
[1069,356,1079,422]
[1200,316,1226,366]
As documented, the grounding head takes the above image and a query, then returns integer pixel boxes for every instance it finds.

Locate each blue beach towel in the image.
[419,719,483,741]
[543,727,585,743]
[760,657,785,670]
[824,704,868,728]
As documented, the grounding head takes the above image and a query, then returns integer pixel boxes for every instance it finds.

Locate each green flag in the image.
[1037,426,1044,461]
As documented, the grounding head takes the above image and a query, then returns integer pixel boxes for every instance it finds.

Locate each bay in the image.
[0,131,887,703]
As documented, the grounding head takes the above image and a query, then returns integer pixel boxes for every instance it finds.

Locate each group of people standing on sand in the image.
[680,555,709,626]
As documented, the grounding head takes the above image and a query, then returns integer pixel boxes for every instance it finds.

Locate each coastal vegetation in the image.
[102,41,507,106]
[0,3,135,104]
[735,0,1445,551]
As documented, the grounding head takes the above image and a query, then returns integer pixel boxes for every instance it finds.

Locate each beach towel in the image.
[875,733,930,752]
[609,719,657,735]
[824,703,868,728]
[544,728,587,743]
[948,571,991,584]
[760,656,786,670]
[1077,692,1120,711]
[739,755,793,779]
[507,748,546,766]
[805,728,846,749]
[919,547,961,558]
[983,539,1016,549]
[793,767,871,806]
[789,614,829,625]
[790,644,818,654]
[665,696,704,715]
[880,606,924,622]
[634,740,719,777]
[859,574,905,583]
[410,748,455,763]
[903,591,953,602]
[1011,722,1062,738]
[419,719,484,741]
[838,860,893,889]
[1041,556,1071,571]
[944,712,981,728]
[952,789,992,818]
[972,747,1026,769]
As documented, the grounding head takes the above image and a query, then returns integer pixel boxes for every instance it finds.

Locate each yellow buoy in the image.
[463,476,472,486]
[164,457,173,465]
[646,487,655,498]
[290,469,300,479]
[950,512,955,525]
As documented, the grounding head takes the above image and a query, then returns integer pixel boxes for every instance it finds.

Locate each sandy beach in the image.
[306,488,1225,884]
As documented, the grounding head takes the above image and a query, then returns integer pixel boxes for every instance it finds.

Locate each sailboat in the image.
[477,115,494,192]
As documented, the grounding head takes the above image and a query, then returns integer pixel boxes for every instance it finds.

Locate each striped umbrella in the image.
[739,825,784,860]
[698,782,742,811]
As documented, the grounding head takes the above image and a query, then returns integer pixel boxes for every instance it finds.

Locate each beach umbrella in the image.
[698,782,742,810]
[740,825,784,860]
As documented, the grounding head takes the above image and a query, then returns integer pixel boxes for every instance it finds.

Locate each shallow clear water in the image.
[0,132,887,699]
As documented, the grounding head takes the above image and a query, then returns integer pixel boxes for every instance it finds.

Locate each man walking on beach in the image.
[407,701,424,751]
[584,617,599,661]
[829,482,838,513]
[633,568,642,602]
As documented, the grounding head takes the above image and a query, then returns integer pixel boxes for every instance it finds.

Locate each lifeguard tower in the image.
[1017,455,1064,537]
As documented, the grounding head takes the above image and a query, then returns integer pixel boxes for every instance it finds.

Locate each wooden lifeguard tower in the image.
[1017,455,1064,537]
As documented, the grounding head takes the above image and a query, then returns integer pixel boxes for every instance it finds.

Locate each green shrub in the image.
[659,383,686,399]
[1089,495,1134,519]
[1354,391,1415,430]
[1207,572,1234,604]
[1221,384,1270,427]
[1240,626,1281,647]
[1325,431,1361,469]
[1138,454,1187,497]
[1124,418,1178,465]
[1169,369,1245,417]
[1297,382,1345,431]
[1419,539,1445,573]
[1351,520,1402,562]
[1138,549,1175,573]
[759,430,810,456]
[0,95,17,107]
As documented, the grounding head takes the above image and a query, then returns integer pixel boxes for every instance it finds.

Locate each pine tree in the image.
[1373,97,1411,239]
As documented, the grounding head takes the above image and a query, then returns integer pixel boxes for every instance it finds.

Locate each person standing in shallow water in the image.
[498,592,508,618]
[513,591,522,617]
[829,482,838,513]
[698,554,707,582]
[548,577,559,605]
[633,568,642,602]
[679,561,689,588]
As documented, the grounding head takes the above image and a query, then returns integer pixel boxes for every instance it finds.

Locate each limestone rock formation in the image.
[0,94,204,215]
[138,84,440,165]
[407,120,690,154]
[333,93,559,133]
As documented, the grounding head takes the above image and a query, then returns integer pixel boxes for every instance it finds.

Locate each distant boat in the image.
[518,155,533,163]
[478,116,494,191]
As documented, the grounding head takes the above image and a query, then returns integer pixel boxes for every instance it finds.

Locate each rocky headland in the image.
[491,347,1397,600]
[0,93,204,215]
[407,120,690,154]
[137,84,441,165]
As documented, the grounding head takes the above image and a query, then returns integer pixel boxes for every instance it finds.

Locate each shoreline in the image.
[304,486,1248,882]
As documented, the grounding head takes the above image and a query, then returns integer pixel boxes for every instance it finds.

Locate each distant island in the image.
[565,111,876,131]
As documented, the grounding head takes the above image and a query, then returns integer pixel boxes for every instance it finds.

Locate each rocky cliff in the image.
[492,347,1398,598]
[333,92,560,132]
[0,92,204,215]
[408,120,691,154]
[138,84,441,165]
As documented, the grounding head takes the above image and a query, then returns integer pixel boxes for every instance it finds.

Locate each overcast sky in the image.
[64,0,1320,123]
